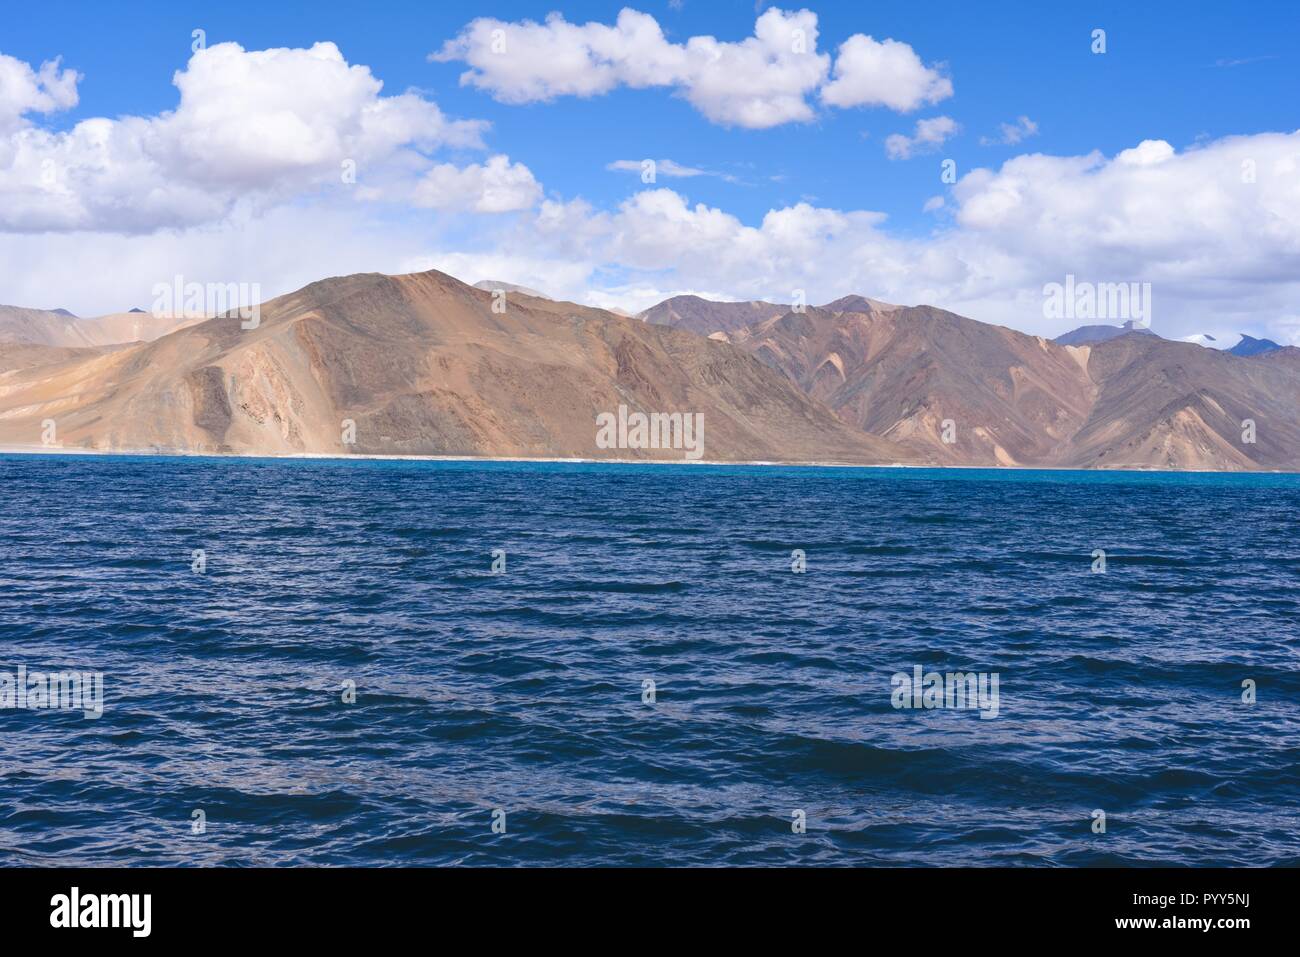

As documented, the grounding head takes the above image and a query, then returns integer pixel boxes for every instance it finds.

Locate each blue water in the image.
[1,454,1297,866]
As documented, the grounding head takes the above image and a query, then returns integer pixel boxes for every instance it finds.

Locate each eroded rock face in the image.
[185,366,232,441]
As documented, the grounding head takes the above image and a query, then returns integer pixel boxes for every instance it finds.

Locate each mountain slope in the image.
[0,270,914,464]
[1066,335,1300,469]
[731,304,1098,466]
[727,301,1300,470]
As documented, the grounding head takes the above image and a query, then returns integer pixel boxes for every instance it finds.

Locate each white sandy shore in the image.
[0,442,900,468]
[0,443,1293,474]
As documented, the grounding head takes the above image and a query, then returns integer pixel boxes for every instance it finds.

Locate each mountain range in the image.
[0,271,898,463]
[1,269,1296,470]
[0,304,201,349]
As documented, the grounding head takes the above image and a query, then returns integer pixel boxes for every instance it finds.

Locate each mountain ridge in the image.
[0,269,912,465]
[1,271,1296,471]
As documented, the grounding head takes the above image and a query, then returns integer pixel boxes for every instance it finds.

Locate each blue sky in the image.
[2,1,1298,343]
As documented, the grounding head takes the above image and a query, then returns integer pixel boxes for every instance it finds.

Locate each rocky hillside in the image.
[0,270,913,464]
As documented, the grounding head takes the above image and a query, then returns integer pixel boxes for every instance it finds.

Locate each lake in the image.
[1,454,1296,865]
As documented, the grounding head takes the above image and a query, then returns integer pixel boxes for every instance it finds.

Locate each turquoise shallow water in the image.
[1,453,1297,865]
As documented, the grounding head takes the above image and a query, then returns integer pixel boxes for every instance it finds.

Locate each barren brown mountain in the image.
[1063,334,1300,470]
[726,300,1300,470]
[0,270,912,464]
[730,303,1097,466]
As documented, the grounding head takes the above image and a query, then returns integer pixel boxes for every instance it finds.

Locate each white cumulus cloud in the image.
[0,42,489,232]
[477,132,1300,339]
[3,39,1298,351]
[434,8,948,128]
[0,53,79,133]
[819,34,952,111]
[412,154,542,212]
[885,116,959,159]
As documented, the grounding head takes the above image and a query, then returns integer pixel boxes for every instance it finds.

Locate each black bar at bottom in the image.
[0,866,1277,942]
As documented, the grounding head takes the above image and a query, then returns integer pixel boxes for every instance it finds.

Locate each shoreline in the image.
[0,444,1295,475]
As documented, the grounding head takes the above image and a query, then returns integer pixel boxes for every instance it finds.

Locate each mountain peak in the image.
[1053,321,1159,346]
[639,295,787,337]
[1228,333,1283,357]
[817,294,901,315]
